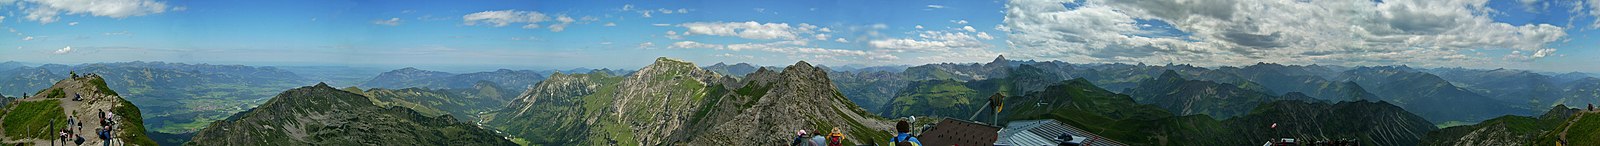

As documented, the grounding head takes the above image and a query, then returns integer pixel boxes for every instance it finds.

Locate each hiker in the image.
[98,126,110,146]
[791,130,809,146]
[827,128,844,146]
[66,118,75,132]
[890,120,922,146]
[59,129,68,146]
[809,133,827,146]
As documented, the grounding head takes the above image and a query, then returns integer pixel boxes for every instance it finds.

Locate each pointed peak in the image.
[1158,70,1183,79]
[989,55,1009,65]
[314,82,332,88]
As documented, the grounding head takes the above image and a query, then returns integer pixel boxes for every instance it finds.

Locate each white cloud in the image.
[545,15,578,32]
[675,21,820,40]
[961,26,976,32]
[556,15,575,23]
[605,22,617,26]
[463,10,548,27]
[819,27,833,32]
[670,40,896,61]
[372,17,401,26]
[1003,0,1570,67]
[623,4,689,18]
[955,20,969,24]
[548,24,568,32]
[914,25,924,29]
[715,53,756,59]
[22,36,34,41]
[53,46,72,54]
[927,5,946,9]
[67,22,78,26]
[652,23,672,26]
[637,42,656,49]
[869,30,988,52]
[835,38,850,43]
[19,0,172,24]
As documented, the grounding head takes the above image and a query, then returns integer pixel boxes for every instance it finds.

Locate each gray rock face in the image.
[679,61,893,145]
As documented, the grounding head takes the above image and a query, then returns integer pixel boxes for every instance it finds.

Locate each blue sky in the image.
[1,0,1597,73]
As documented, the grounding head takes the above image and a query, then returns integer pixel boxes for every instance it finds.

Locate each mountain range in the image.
[484,58,892,145]
[185,83,514,146]
[1,55,1597,146]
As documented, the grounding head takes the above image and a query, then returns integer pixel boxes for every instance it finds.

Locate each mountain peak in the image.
[648,57,696,69]
[792,60,814,68]
[315,82,331,88]
[1158,70,1184,80]
[989,55,1009,65]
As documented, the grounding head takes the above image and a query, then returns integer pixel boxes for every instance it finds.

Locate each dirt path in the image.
[1558,110,1597,145]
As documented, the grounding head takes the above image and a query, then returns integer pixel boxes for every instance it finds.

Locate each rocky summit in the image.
[0,73,157,146]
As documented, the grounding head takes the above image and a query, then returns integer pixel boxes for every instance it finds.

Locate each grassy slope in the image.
[2,100,66,140]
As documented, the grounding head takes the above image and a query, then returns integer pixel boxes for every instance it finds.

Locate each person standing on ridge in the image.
[827,128,844,146]
[791,130,808,146]
[890,120,921,146]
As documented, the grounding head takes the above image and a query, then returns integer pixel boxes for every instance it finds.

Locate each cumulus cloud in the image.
[637,42,656,49]
[927,5,946,9]
[372,17,401,26]
[463,10,549,27]
[23,36,34,41]
[19,0,172,24]
[53,46,72,54]
[675,21,820,40]
[463,10,585,32]
[68,22,78,26]
[669,40,896,61]
[869,30,988,52]
[1004,0,1569,67]
[621,4,690,18]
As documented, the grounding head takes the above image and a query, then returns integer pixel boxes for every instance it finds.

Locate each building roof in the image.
[996,119,1127,146]
[918,118,1002,146]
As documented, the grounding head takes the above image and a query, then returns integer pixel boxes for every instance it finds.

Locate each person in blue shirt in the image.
[890,120,921,146]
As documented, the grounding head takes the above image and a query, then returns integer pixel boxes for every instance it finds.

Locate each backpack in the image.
[891,134,919,146]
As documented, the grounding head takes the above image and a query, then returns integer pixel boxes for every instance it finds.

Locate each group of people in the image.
[57,117,84,146]
[789,120,923,146]
[54,109,117,146]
